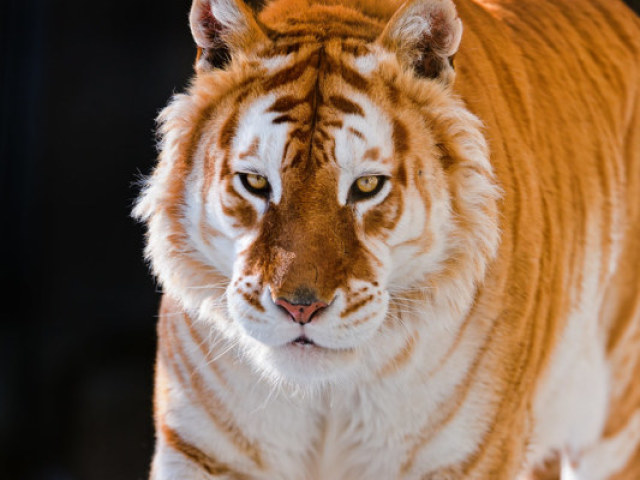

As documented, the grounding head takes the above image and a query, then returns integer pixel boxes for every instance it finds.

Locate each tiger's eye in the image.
[246,174,268,191]
[356,176,379,193]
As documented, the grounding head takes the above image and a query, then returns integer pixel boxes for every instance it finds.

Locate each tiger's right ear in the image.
[378,0,462,84]
[190,0,270,71]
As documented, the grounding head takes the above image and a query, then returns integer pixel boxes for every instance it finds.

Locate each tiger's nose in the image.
[275,297,328,325]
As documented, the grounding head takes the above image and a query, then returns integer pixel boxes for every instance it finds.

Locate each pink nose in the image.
[275,298,328,325]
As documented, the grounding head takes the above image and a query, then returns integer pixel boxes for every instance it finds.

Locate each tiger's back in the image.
[135,0,640,478]
[450,0,640,476]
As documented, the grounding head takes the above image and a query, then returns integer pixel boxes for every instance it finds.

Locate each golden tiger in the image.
[134,0,640,478]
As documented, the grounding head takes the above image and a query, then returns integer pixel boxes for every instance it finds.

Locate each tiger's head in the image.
[135,0,500,386]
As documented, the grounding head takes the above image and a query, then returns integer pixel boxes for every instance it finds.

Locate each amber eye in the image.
[239,173,270,198]
[356,176,379,193]
[349,175,387,202]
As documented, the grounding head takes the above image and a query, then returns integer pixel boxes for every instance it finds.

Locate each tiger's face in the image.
[136,0,499,385]
[216,44,456,382]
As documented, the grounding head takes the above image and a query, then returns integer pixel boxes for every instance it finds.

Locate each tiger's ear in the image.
[378,0,462,83]
[190,0,270,71]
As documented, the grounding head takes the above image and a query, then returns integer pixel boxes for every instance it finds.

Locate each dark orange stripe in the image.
[263,50,319,91]
[325,54,368,91]
[392,118,409,155]
[378,333,417,377]
[161,311,265,468]
[161,424,245,478]
[329,95,363,116]
[242,292,265,312]
[340,294,374,318]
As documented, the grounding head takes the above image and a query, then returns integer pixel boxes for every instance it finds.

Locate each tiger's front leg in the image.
[150,296,275,480]
[150,432,249,480]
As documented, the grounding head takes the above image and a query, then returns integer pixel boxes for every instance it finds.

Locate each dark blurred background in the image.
[1,0,193,478]
[1,0,639,479]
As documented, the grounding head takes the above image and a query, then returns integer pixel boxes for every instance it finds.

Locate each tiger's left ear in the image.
[378,0,462,83]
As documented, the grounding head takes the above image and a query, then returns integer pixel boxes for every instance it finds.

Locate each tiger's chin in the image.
[242,334,363,387]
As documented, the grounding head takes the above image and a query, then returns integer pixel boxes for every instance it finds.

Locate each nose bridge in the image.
[270,172,347,302]
[243,165,374,302]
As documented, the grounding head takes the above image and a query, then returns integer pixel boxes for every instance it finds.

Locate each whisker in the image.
[186,285,229,290]
[390,297,428,303]
[205,338,240,365]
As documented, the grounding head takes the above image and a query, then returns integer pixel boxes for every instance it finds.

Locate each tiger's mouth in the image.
[285,335,357,355]
[291,335,315,346]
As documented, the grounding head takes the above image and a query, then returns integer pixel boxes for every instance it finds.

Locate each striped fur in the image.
[134,0,640,478]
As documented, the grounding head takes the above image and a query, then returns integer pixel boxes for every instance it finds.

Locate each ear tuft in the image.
[190,0,268,71]
[379,0,462,83]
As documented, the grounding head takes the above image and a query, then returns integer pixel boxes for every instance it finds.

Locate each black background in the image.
[1,1,639,479]
[2,1,192,478]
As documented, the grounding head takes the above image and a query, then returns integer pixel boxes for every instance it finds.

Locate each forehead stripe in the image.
[325,55,369,91]
[329,95,364,116]
[272,114,296,124]
[268,93,310,113]
[259,47,369,97]
[263,50,320,91]
[325,119,343,129]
